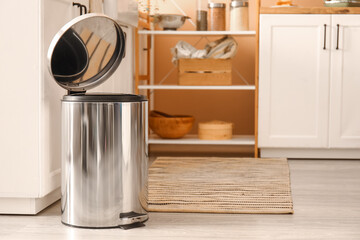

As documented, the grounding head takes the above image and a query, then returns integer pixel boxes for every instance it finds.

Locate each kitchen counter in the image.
[260,7,360,14]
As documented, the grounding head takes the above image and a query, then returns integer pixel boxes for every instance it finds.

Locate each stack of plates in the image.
[324,0,360,7]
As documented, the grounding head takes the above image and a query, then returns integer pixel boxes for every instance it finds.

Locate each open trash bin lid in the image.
[47,13,126,93]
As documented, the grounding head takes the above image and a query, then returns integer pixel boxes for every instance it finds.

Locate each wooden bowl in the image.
[149,110,195,139]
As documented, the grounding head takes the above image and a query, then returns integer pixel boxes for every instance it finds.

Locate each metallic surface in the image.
[208,2,226,8]
[230,1,249,8]
[153,14,190,30]
[47,13,125,92]
[61,100,148,228]
[324,0,360,7]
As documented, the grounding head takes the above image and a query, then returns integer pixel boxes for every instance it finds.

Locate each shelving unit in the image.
[148,135,255,145]
[138,85,256,90]
[138,30,256,36]
[135,0,260,155]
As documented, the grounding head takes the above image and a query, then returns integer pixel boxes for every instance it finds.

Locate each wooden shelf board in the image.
[138,30,256,36]
[138,85,256,90]
[148,135,255,145]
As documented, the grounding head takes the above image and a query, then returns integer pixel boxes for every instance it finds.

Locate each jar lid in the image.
[47,13,126,93]
[231,0,249,8]
[208,2,226,8]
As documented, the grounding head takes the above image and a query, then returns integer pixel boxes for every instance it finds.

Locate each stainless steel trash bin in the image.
[47,14,148,228]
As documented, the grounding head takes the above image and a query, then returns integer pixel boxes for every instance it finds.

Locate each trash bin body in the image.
[61,95,148,228]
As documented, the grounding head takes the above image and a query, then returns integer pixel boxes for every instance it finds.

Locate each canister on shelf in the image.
[196,0,208,31]
[230,0,249,31]
[208,2,226,31]
[198,120,233,140]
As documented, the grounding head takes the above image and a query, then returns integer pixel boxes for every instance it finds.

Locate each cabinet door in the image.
[0,0,42,198]
[329,15,360,148]
[259,15,331,148]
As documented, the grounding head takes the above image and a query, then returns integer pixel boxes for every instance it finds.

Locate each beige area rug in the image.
[144,157,294,214]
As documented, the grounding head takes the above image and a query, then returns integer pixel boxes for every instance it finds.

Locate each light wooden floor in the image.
[1,159,360,240]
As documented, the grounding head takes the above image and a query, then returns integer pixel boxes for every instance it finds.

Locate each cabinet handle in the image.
[82,5,88,14]
[323,24,327,50]
[73,2,87,15]
[336,24,340,50]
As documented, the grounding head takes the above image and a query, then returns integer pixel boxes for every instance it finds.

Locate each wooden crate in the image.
[178,59,232,86]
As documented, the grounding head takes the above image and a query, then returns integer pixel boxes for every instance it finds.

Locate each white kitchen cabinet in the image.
[329,15,360,148]
[258,14,360,158]
[259,14,331,148]
[0,0,88,214]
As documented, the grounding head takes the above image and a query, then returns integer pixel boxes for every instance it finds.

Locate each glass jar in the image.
[196,0,208,31]
[230,0,249,31]
[208,3,226,31]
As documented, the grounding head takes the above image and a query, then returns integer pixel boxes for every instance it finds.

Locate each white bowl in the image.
[153,14,190,30]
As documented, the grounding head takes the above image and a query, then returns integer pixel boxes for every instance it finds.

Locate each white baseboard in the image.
[260,148,360,159]
[0,188,61,215]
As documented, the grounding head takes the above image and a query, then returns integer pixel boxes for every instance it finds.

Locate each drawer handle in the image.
[336,24,340,50]
[323,24,327,50]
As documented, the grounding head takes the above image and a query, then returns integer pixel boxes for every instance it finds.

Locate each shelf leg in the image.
[135,28,140,95]
[254,0,260,158]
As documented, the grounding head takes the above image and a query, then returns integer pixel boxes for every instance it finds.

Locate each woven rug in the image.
[144,157,293,214]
